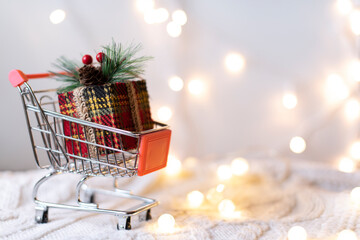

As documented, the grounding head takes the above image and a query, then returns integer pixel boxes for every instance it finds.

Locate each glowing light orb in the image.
[225,53,245,74]
[206,188,223,205]
[337,229,357,240]
[231,158,249,176]
[337,0,353,15]
[345,99,360,121]
[49,9,66,24]
[287,226,307,240]
[216,184,225,193]
[187,190,204,208]
[350,141,360,160]
[348,60,360,82]
[157,106,172,122]
[325,74,349,102]
[167,21,182,38]
[218,199,235,217]
[351,187,360,204]
[154,8,169,23]
[282,93,298,110]
[136,0,154,13]
[157,213,175,233]
[165,156,182,176]
[168,76,184,91]
[338,157,356,173]
[289,137,306,154]
[172,10,187,26]
[184,156,198,169]
[350,10,360,35]
[217,165,232,181]
[188,79,205,96]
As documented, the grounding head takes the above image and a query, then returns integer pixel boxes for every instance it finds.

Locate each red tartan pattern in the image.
[58,81,153,158]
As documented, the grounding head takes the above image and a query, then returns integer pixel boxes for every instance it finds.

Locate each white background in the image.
[0,0,357,170]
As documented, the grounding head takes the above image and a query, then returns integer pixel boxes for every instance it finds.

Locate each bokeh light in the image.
[167,21,182,37]
[289,136,306,154]
[187,190,204,208]
[337,229,357,240]
[217,165,232,181]
[168,76,184,91]
[165,155,182,176]
[157,213,175,233]
[49,9,66,24]
[350,10,360,35]
[188,79,205,96]
[338,157,356,173]
[224,53,245,74]
[282,93,298,110]
[157,106,172,122]
[231,158,249,176]
[172,10,187,26]
[287,226,307,240]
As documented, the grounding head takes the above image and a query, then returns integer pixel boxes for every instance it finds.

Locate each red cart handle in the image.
[9,69,29,87]
[9,69,66,87]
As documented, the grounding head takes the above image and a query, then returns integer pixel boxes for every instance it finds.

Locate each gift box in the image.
[58,80,153,158]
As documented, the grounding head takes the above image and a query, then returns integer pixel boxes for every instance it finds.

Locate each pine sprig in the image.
[50,56,81,93]
[50,42,152,93]
[101,41,153,83]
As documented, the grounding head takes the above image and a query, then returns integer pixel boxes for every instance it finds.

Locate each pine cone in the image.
[78,65,106,86]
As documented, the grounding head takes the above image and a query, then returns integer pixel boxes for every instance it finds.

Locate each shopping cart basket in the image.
[9,69,172,230]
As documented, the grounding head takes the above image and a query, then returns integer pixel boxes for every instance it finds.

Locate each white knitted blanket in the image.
[0,158,359,240]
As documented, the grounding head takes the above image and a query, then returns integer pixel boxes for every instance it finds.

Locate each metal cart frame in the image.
[9,70,171,230]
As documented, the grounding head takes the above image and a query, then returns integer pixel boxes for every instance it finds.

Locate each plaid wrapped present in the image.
[58,80,153,158]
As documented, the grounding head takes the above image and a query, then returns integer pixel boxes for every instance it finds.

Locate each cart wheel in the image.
[117,216,131,230]
[35,208,49,224]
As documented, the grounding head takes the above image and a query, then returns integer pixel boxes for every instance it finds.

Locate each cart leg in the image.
[83,190,95,204]
[117,216,131,230]
[35,206,49,224]
[146,209,152,221]
[139,209,152,222]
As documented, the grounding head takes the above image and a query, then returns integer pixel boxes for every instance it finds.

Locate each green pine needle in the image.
[50,42,152,93]
[101,41,153,83]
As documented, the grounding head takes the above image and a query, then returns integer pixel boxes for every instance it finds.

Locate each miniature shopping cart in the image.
[9,70,172,230]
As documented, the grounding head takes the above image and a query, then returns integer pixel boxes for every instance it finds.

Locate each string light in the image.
[231,158,249,176]
[144,10,157,24]
[188,79,205,96]
[218,199,235,217]
[167,21,182,37]
[350,141,360,160]
[184,156,198,169]
[135,0,154,13]
[350,10,360,35]
[187,190,204,208]
[154,8,169,23]
[157,106,172,122]
[172,10,187,26]
[217,165,232,181]
[351,187,360,204]
[282,93,298,110]
[206,187,223,204]
[348,60,360,82]
[216,184,225,193]
[325,74,349,103]
[168,76,184,91]
[337,229,358,240]
[345,99,360,121]
[224,53,245,74]
[337,0,353,15]
[338,157,356,173]
[289,136,306,154]
[49,9,66,24]
[287,226,307,240]
[157,213,175,233]
[165,155,182,176]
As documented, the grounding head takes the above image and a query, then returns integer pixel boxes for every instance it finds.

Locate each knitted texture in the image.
[1,158,360,240]
[58,80,153,158]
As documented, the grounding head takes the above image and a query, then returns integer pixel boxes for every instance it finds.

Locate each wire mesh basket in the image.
[9,69,172,230]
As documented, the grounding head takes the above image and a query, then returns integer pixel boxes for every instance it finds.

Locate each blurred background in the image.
[1,0,359,171]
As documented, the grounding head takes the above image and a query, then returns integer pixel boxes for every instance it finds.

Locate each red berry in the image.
[96,52,106,63]
[82,55,93,65]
